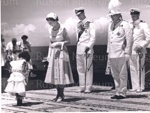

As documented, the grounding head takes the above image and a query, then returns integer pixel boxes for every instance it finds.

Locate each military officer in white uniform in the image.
[75,7,96,93]
[107,8,133,99]
[129,8,150,92]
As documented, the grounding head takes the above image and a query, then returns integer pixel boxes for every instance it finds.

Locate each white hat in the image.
[108,0,122,16]
[130,8,141,15]
[46,12,58,20]
[108,10,122,16]
[74,7,84,15]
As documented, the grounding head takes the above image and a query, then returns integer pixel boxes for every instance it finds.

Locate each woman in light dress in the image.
[5,51,30,106]
[45,12,74,102]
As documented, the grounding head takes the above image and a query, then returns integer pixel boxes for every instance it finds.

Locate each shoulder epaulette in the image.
[85,21,91,24]
[140,20,145,23]
[130,22,133,24]
[123,20,128,22]
[84,21,91,28]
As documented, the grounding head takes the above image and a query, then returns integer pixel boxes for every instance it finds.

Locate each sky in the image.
[1,0,150,46]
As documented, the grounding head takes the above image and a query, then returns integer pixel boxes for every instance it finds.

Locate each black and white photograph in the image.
[1,0,150,112]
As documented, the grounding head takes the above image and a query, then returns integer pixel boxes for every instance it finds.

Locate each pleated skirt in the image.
[44,47,74,85]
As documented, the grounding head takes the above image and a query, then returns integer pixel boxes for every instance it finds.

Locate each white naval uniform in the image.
[76,18,96,91]
[129,20,150,91]
[107,20,132,96]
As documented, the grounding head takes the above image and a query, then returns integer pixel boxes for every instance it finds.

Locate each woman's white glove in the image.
[51,42,65,50]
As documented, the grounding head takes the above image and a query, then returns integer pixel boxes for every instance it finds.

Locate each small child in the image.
[4,51,30,106]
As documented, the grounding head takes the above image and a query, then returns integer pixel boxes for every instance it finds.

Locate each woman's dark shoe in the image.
[61,94,65,101]
[56,95,64,102]
[52,95,59,102]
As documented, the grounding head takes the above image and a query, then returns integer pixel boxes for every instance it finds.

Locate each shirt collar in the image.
[82,18,88,24]
[133,19,140,26]
[78,18,88,25]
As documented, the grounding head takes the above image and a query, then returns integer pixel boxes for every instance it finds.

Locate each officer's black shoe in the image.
[116,95,126,99]
[110,95,119,99]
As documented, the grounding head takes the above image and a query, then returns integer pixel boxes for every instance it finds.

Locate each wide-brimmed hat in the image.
[74,7,84,16]
[108,0,122,16]
[108,10,122,16]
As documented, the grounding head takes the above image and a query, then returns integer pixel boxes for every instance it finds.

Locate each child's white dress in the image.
[5,59,28,97]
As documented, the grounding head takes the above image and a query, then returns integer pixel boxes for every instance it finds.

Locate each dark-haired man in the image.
[129,8,150,92]
[75,7,96,93]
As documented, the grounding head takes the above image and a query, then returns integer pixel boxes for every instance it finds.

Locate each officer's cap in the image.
[130,8,141,15]
[74,7,84,16]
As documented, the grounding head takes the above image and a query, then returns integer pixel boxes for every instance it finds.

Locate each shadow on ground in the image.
[63,97,85,102]
[126,95,148,98]
[11,102,43,107]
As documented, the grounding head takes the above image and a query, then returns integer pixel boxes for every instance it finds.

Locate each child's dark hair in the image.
[18,51,31,62]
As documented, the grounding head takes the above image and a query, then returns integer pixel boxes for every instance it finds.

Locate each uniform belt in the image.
[12,70,22,72]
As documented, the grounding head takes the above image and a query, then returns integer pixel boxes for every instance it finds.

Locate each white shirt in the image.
[6,41,20,52]
[107,20,133,58]
[76,18,96,54]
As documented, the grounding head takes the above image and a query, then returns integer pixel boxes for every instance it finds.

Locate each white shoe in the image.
[129,89,137,92]
[136,89,143,93]
[77,87,85,92]
[129,89,143,93]
[84,89,91,93]
[84,86,92,93]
